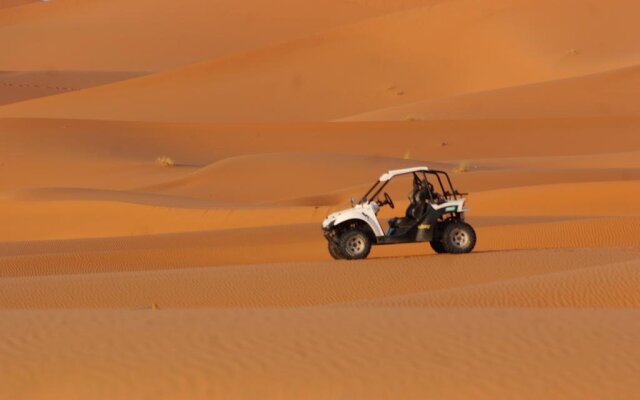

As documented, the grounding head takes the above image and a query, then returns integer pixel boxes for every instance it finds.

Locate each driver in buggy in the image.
[385,176,443,236]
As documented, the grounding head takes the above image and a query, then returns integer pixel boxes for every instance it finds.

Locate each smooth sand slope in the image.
[0,0,34,9]
[0,0,432,103]
[0,71,146,105]
[2,308,638,400]
[2,0,640,122]
[1,0,639,398]
[343,64,640,120]
[0,0,433,71]
[1,247,639,307]
[2,117,639,192]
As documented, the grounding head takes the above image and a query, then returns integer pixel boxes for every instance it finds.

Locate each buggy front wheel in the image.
[338,229,372,260]
[328,241,343,260]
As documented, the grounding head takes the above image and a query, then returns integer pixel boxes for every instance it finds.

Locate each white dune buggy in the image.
[322,167,476,260]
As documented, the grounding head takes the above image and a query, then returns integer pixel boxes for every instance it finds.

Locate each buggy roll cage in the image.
[358,169,465,205]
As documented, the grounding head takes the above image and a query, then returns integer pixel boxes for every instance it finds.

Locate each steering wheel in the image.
[383,192,395,209]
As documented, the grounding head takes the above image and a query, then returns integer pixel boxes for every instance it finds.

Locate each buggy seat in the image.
[387,187,429,233]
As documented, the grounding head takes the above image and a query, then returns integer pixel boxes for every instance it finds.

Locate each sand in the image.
[3,0,640,122]
[0,71,147,105]
[0,0,34,10]
[0,0,639,398]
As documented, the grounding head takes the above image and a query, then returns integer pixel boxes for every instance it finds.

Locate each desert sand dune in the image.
[0,223,327,277]
[2,117,640,193]
[0,198,333,242]
[0,0,34,10]
[478,217,640,250]
[1,215,638,278]
[2,0,640,122]
[453,168,640,194]
[3,117,639,163]
[2,178,639,241]
[458,150,640,171]
[365,258,640,308]
[469,181,640,217]
[1,0,639,398]
[139,152,431,204]
[0,0,434,71]
[0,309,639,400]
[342,64,640,121]
[0,0,435,104]
[0,247,637,308]
[0,70,146,105]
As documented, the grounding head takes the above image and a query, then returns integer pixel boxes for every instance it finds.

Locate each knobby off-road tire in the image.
[441,222,476,254]
[338,229,372,260]
[328,241,343,260]
[429,240,447,254]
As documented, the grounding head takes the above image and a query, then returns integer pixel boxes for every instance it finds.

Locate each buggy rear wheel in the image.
[430,240,447,254]
[441,222,476,254]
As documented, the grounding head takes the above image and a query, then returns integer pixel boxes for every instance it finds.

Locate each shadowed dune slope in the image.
[2,0,640,121]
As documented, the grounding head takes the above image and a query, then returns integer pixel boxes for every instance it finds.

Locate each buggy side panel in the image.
[326,209,385,237]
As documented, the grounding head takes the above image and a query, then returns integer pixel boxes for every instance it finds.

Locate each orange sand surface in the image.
[0,71,147,105]
[0,0,34,9]
[0,0,639,398]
